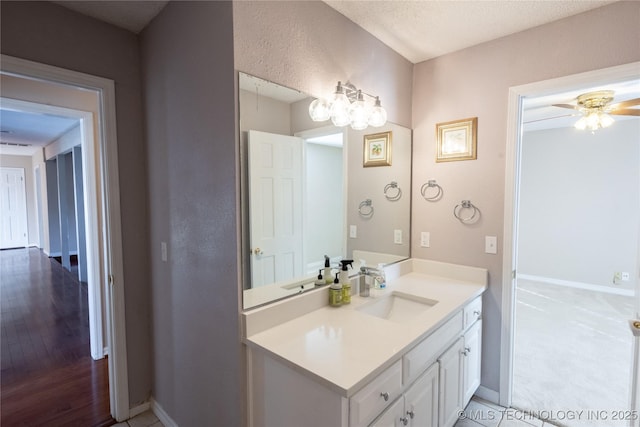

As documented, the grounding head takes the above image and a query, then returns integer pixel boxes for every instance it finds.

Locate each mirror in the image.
[239,72,411,309]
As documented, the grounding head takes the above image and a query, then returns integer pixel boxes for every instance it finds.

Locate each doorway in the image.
[501,62,640,422]
[1,54,129,421]
[0,167,28,249]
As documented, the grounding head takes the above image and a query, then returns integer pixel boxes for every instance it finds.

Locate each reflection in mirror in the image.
[240,72,411,309]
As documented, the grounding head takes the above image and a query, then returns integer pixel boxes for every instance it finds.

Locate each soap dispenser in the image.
[339,259,354,304]
[315,269,325,287]
[324,255,332,284]
[329,274,342,307]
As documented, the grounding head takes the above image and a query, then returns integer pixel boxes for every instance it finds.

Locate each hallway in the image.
[1,248,114,426]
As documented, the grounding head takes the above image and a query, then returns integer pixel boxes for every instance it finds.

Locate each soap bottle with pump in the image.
[315,269,325,287]
[324,255,333,284]
[339,259,354,304]
[329,274,342,307]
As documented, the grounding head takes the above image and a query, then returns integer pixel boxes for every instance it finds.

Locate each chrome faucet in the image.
[359,266,383,297]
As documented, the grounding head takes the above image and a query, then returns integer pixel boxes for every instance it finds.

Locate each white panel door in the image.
[0,167,28,249]
[248,130,304,287]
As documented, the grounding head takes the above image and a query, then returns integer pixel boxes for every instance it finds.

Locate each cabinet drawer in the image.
[403,311,463,385]
[463,296,482,330]
[350,360,402,427]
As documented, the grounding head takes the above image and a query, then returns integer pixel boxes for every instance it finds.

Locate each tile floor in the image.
[456,397,552,427]
[113,411,165,427]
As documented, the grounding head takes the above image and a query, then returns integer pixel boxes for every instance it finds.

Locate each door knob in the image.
[252,248,263,255]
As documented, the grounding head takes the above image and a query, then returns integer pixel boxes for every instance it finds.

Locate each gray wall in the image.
[0,155,38,246]
[518,120,639,291]
[1,0,151,406]
[140,2,241,426]
[411,1,640,394]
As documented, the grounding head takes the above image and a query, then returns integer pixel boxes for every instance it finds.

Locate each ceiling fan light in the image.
[574,116,587,130]
[308,98,330,122]
[599,112,615,128]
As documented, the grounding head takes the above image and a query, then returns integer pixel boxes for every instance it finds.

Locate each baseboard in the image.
[151,398,179,427]
[475,385,500,405]
[517,274,634,297]
[129,401,150,418]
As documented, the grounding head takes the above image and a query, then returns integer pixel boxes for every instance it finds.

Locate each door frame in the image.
[1,54,130,421]
[500,61,640,407]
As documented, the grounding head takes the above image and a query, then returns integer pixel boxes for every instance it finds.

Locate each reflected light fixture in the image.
[573,90,615,132]
[309,81,387,130]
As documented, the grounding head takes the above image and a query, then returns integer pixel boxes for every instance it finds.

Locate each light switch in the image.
[420,232,430,248]
[161,242,168,262]
[350,225,357,238]
[394,229,403,244]
[485,236,497,254]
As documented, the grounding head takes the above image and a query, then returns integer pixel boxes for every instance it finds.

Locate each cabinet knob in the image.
[461,347,470,356]
[380,392,389,401]
[400,416,409,426]
[473,310,482,318]
[407,410,415,419]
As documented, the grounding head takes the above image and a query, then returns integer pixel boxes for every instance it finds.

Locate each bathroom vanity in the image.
[243,259,487,427]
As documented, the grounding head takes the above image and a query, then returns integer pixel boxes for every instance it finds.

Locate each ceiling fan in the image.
[552,90,640,131]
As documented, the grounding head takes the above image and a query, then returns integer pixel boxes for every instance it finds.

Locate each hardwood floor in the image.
[1,248,114,427]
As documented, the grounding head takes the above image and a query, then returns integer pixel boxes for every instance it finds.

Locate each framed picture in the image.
[363,131,392,167]
[436,117,477,162]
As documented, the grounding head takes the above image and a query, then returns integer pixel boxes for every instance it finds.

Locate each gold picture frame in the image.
[363,131,392,167]
[436,117,477,162]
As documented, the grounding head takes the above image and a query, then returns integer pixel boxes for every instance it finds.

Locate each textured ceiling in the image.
[324,0,616,63]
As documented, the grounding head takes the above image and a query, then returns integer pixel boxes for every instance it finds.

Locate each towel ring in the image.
[421,180,443,201]
[384,181,402,201]
[358,199,374,218]
[454,200,480,223]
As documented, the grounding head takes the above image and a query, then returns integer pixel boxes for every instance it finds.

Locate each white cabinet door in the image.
[405,362,439,427]
[370,397,405,427]
[463,320,482,406]
[438,337,464,427]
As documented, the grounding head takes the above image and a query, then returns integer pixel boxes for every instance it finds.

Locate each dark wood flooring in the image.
[1,248,114,426]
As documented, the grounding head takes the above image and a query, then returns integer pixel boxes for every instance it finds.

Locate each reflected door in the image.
[248,130,303,287]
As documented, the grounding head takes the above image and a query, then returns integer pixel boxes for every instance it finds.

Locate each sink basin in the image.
[356,291,438,322]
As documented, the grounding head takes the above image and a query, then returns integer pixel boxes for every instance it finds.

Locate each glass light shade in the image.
[598,112,614,128]
[368,97,387,127]
[349,91,369,130]
[574,116,587,130]
[330,95,351,127]
[308,98,330,122]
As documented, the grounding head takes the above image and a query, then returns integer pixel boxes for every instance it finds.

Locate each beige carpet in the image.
[512,280,635,427]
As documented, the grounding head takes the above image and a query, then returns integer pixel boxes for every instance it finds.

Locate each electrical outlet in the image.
[349,225,357,238]
[420,231,430,248]
[394,229,403,244]
[622,272,630,281]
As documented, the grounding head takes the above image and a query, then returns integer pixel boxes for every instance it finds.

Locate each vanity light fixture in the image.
[309,81,387,130]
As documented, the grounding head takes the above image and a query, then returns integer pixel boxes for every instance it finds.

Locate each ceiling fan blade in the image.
[609,108,640,116]
[552,103,578,110]
[609,98,640,110]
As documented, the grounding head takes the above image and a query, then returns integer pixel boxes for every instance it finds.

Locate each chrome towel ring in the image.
[454,200,480,223]
[358,199,374,218]
[384,181,402,201]
[421,180,443,201]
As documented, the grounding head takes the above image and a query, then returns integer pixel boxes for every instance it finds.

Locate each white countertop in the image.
[245,261,486,397]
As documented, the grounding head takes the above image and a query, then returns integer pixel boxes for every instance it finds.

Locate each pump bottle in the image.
[339,259,354,304]
[324,255,333,284]
[329,275,342,307]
